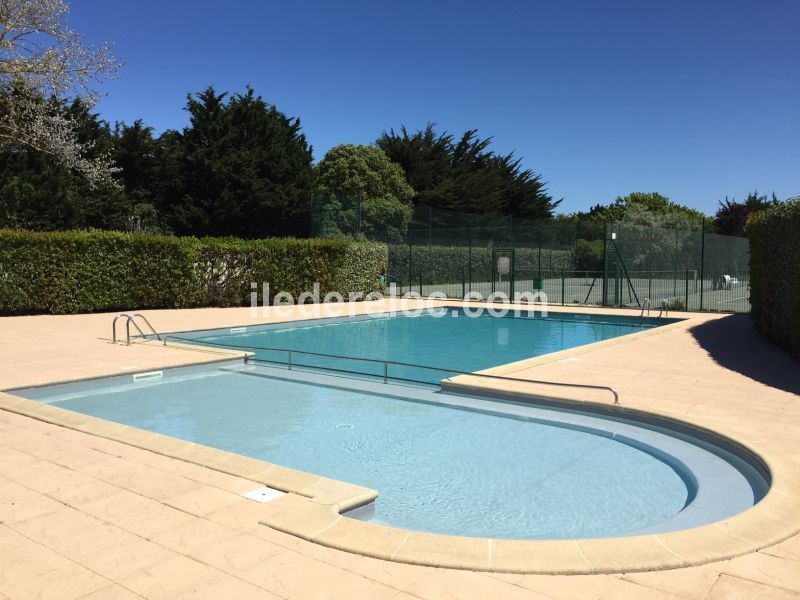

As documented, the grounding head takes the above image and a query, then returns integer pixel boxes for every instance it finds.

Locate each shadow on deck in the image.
[689,314,800,396]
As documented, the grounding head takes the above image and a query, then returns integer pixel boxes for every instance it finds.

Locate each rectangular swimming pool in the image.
[166,308,678,382]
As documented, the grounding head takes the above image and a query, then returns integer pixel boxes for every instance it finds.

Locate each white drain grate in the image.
[241,486,285,503]
[133,371,163,382]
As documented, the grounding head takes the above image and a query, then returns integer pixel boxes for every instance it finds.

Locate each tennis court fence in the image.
[311,197,750,313]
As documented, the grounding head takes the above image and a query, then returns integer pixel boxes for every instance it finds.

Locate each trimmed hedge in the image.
[0,229,387,315]
[747,199,800,358]
[387,244,575,285]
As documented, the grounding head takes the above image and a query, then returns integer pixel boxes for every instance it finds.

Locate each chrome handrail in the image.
[640,298,651,318]
[132,313,161,341]
[112,313,161,346]
[112,313,133,344]
[163,334,620,405]
[125,317,147,346]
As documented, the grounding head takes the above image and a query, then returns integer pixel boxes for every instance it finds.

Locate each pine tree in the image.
[157,87,315,237]
[377,123,560,218]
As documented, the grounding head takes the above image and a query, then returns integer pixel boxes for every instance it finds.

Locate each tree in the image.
[560,193,711,276]
[113,120,156,203]
[111,120,166,232]
[156,87,315,237]
[714,191,781,237]
[577,192,709,229]
[377,123,560,219]
[315,144,414,241]
[0,97,130,230]
[0,0,120,186]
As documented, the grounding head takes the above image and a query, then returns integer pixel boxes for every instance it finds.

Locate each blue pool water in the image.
[17,362,766,539]
[175,310,676,382]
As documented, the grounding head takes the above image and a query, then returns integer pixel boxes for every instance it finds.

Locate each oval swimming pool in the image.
[14,361,769,540]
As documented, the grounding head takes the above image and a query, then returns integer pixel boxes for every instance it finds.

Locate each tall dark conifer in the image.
[158,87,315,237]
[377,123,560,219]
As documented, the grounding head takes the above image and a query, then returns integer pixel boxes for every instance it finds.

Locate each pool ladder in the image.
[112,313,162,346]
[640,298,668,320]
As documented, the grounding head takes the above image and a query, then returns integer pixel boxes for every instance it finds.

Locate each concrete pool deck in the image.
[1,300,799,598]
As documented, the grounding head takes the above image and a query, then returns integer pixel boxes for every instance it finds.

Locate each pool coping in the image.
[1,303,799,575]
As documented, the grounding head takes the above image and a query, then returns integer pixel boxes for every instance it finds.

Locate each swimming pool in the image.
[14,360,768,540]
[167,309,679,382]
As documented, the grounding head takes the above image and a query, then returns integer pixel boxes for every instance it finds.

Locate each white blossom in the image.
[0,0,121,187]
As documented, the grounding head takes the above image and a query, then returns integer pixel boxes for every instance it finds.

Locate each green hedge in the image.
[0,229,387,315]
[747,199,800,358]
[387,244,575,285]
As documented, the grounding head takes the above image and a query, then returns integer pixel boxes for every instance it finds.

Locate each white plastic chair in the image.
[723,275,739,289]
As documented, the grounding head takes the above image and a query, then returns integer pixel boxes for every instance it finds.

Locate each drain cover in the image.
[336,423,353,429]
[241,486,285,503]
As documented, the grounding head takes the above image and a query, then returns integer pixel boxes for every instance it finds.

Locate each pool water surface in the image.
[173,309,678,382]
[15,361,767,540]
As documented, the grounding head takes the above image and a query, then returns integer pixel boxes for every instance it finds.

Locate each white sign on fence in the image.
[497,256,510,275]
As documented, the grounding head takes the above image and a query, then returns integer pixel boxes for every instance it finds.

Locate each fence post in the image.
[510,250,516,300]
[428,206,432,250]
[538,242,542,278]
[699,222,705,311]
[467,226,472,295]
[462,267,466,299]
[561,271,565,306]
[685,269,689,309]
[407,237,412,297]
[419,267,423,296]
[602,223,609,306]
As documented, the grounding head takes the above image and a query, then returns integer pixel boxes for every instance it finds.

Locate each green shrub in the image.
[574,238,604,271]
[747,199,800,358]
[0,229,387,315]
[387,244,575,286]
[664,298,686,312]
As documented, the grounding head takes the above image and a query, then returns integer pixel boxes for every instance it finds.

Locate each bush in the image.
[747,199,800,358]
[664,298,686,312]
[574,238,604,271]
[387,244,575,285]
[0,229,387,315]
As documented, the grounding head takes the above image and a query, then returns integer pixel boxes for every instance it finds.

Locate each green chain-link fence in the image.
[311,196,751,313]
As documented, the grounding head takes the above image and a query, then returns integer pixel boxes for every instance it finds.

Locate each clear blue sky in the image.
[70,0,799,215]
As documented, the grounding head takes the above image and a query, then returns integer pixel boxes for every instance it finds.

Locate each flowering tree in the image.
[0,0,120,186]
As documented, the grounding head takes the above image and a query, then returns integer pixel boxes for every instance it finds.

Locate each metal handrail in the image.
[640,298,671,319]
[640,298,651,318]
[112,313,133,344]
[125,318,147,346]
[132,313,161,341]
[112,313,161,346]
[658,298,668,318]
[162,334,620,405]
